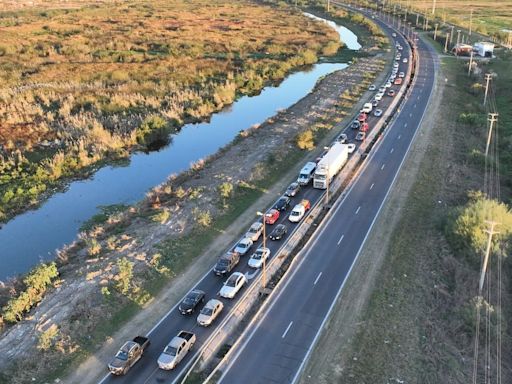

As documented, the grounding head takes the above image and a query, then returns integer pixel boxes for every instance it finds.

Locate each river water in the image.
[0,14,359,280]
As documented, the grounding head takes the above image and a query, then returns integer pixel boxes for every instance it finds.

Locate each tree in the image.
[116,257,134,295]
[296,130,315,150]
[218,182,234,207]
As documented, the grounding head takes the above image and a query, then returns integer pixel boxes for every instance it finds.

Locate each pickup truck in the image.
[158,331,196,370]
[108,336,150,375]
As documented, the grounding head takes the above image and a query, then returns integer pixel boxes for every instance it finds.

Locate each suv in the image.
[213,252,240,276]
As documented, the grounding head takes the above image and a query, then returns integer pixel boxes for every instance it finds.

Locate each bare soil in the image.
[0,52,386,383]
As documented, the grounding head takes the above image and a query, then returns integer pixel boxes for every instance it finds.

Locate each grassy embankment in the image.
[302,33,512,384]
[0,4,389,383]
[0,0,341,222]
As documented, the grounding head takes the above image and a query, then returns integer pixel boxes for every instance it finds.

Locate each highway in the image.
[217,8,438,384]
[97,9,416,384]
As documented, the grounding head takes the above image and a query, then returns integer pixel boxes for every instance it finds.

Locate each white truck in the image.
[313,142,349,189]
[157,331,196,370]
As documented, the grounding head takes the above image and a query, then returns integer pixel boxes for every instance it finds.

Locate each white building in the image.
[474,42,494,57]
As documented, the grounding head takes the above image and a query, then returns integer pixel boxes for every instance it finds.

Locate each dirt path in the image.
[298,44,445,383]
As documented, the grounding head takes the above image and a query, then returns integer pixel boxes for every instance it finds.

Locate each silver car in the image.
[219,272,247,299]
[197,299,223,327]
[248,247,271,269]
[234,237,253,256]
[245,222,263,242]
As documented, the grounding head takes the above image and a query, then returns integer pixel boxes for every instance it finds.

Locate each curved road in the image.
[218,9,438,384]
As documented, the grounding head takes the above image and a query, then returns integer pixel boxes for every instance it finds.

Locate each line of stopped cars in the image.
[107,41,410,377]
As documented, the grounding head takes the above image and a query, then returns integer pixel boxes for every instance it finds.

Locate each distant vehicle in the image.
[374,93,383,101]
[213,252,240,276]
[394,78,403,85]
[358,113,367,122]
[385,81,392,88]
[269,224,287,240]
[355,132,366,141]
[178,289,205,315]
[245,221,264,241]
[234,237,253,256]
[265,209,280,225]
[399,71,405,78]
[361,102,373,114]
[351,120,361,129]
[387,89,396,97]
[372,99,379,107]
[248,247,271,269]
[395,56,401,61]
[337,133,348,143]
[197,299,223,327]
[379,86,386,93]
[314,142,349,189]
[157,331,196,370]
[398,45,403,51]
[374,109,383,117]
[393,62,399,68]
[219,272,247,299]
[285,182,301,197]
[390,73,396,80]
[108,336,150,375]
[368,84,376,91]
[392,32,397,37]
[360,122,369,132]
[273,196,291,211]
[297,161,317,185]
[403,58,408,63]
[347,143,356,154]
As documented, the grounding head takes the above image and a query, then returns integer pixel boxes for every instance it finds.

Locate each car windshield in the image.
[237,242,248,249]
[226,276,238,287]
[315,174,326,180]
[291,210,300,216]
[217,259,229,267]
[253,252,263,260]
[299,173,308,179]
[163,346,178,356]
[183,296,196,304]
[201,307,213,316]
[115,350,128,361]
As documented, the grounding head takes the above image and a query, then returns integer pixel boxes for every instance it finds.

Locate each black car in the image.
[285,182,301,197]
[273,196,291,211]
[178,289,205,315]
[213,252,240,276]
[269,224,287,240]
[351,120,361,129]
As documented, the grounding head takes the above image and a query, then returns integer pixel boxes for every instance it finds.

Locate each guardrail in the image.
[180,15,419,384]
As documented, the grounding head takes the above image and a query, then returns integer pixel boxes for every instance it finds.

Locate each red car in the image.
[358,113,367,122]
[360,122,369,132]
[265,209,280,225]
[300,199,311,211]
[394,78,403,85]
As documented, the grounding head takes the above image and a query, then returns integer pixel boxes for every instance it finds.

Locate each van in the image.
[297,162,317,185]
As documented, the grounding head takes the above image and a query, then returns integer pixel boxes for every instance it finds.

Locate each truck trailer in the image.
[313,142,349,189]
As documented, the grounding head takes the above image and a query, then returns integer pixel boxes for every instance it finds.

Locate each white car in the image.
[374,92,384,101]
[289,204,306,223]
[248,247,270,269]
[399,71,405,78]
[403,58,408,63]
[234,237,253,256]
[379,86,386,93]
[347,143,356,154]
[197,299,223,327]
[393,62,399,68]
[245,222,263,242]
[337,133,348,143]
[385,81,392,88]
[374,109,383,117]
[219,272,247,299]
[398,45,403,50]
[355,132,366,141]
[368,84,376,91]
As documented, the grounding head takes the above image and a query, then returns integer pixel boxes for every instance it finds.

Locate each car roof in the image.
[250,221,263,229]
[300,162,316,172]
[205,298,222,308]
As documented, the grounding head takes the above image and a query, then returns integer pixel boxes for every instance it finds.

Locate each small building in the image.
[452,44,473,56]
[474,42,494,57]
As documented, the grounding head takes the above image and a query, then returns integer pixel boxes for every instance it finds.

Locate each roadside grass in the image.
[305,44,512,383]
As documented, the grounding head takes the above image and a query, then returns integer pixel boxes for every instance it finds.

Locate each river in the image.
[0,13,360,280]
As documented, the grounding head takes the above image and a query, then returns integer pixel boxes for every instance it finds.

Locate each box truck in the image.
[313,142,349,189]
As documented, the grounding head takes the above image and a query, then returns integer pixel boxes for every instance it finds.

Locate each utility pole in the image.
[483,73,492,105]
[468,49,474,76]
[432,0,437,14]
[416,12,419,26]
[479,221,500,293]
[256,211,267,290]
[444,31,449,52]
[327,0,330,13]
[485,113,499,157]
[450,25,455,46]
[434,23,439,40]
[323,146,330,207]
[469,8,473,36]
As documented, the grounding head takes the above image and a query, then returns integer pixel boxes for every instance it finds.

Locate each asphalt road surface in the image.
[98,11,417,384]
[218,10,438,384]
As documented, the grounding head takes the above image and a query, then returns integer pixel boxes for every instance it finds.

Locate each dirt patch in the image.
[0,45,387,382]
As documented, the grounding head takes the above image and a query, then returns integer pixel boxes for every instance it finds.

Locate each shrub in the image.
[296,129,315,150]
[37,324,60,351]
[151,208,170,224]
[194,209,212,227]
[116,257,134,295]
[86,238,102,257]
